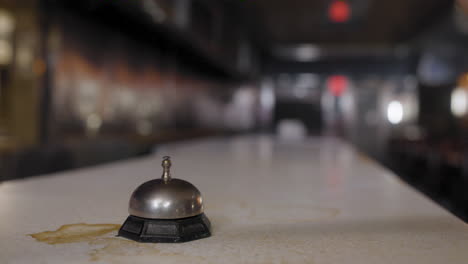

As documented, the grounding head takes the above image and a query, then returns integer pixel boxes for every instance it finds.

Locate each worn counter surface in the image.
[1,136,467,264]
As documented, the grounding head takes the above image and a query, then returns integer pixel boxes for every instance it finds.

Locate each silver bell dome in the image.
[128,156,204,219]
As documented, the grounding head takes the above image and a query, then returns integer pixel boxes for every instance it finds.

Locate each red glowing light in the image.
[327,75,348,97]
[328,0,351,23]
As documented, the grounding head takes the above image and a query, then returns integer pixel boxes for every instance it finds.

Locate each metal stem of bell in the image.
[162,156,172,182]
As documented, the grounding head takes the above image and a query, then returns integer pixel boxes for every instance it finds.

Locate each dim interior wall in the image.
[0,0,261,180]
[0,0,42,149]
[44,9,259,145]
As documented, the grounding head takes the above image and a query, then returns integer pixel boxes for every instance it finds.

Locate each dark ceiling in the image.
[239,0,454,46]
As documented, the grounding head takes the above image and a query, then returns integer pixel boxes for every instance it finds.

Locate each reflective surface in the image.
[128,178,203,219]
[1,136,467,263]
[128,156,204,219]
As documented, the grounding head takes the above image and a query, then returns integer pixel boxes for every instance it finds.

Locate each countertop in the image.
[0,135,467,264]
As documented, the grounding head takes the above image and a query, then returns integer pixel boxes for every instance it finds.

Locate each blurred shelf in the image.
[46,0,256,81]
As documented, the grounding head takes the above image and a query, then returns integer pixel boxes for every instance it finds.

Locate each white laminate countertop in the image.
[0,135,467,264]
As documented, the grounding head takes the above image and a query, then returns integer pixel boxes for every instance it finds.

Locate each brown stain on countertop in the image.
[357,152,373,164]
[30,223,120,245]
[29,223,207,262]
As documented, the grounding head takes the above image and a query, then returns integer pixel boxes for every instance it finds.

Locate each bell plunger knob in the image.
[162,156,171,182]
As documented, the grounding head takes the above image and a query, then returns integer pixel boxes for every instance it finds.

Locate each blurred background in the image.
[0,0,467,222]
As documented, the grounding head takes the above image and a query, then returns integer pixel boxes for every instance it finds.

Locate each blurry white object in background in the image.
[85,113,102,135]
[258,78,275,128]
[194,93,223,129]
[293,73,320,99]
[274,44,322,62]
[0,10,14,66]
[16,43,34,73]
[387,100,404,125]
[451,87,468,117]
[224,87,256,131]
[294,45,322,61]
[76,79,100,118]
[0,39,12,65]
[0,9,14,37]
[380,76,419,127]
[276,119,307,140]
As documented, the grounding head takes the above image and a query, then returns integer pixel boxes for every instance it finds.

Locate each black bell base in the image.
[118,213,211,243]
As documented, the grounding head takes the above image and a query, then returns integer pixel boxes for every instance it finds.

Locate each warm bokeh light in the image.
[0,9,14,36]
[0,39,12,65]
